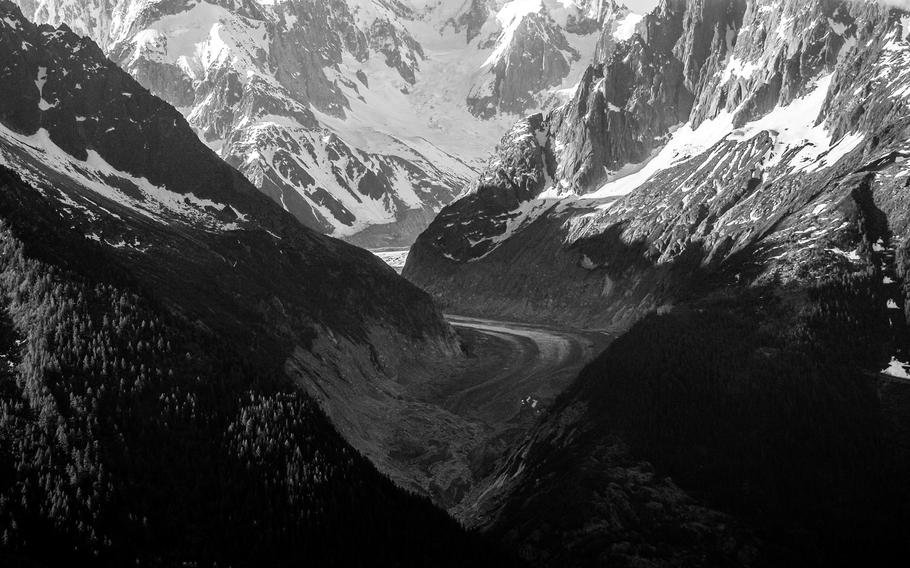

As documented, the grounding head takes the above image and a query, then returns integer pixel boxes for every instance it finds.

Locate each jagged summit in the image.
[464,0,643,117]
[14,0,644,246]
[408,0,910,302]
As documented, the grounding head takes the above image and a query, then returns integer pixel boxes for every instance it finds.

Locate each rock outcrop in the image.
[468,0,644,118]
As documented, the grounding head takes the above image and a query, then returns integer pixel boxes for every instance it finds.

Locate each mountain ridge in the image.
[14,0,648,247]
[405,0,907,330]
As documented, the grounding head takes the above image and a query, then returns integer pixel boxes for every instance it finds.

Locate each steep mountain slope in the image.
[407,0,906,331]
[407,0,910,564]
[0,3,515,564]
[462,0,644,117]
[462,285,910,566]
[15,0,647,247]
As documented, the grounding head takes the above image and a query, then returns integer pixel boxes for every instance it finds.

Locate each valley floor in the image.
[442,316,610,428]
[366,314,612,511]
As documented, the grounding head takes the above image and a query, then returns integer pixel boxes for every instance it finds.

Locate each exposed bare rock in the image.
[407,0,903,329]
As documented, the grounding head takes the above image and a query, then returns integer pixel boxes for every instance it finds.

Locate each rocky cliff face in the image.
[467,0,645,117]
[407,0,908,329]
[14,0,645,246]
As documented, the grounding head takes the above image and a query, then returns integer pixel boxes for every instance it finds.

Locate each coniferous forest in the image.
[533,272,910,564]
[0,168,514,566]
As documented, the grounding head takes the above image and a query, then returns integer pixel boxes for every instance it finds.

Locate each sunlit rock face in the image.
[407,0,910,330]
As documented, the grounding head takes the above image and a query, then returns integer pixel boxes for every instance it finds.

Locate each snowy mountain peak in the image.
[465,0,640,116]
[408,0,910,300]
[13,0,643,246]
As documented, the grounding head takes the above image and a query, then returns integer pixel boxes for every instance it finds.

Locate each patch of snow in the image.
[0,122,244,231]
[827,247,861,262]
[727,75,860,175]
[35,66,58,110]
[720,56,761,83]
[800,132,865,174]
[126,2,270,83]
[318,47,500,176]
[482,0,543,68]
[587,74,863,201]
[828,17,847,37]
[883,356,910,379]
[588,113,735,198]
[467,199,558,261]
[613,13,643,41]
